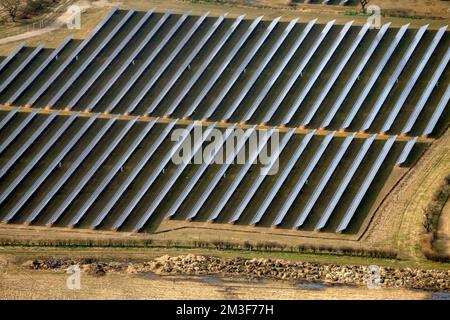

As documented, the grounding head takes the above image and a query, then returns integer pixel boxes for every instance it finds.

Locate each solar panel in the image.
[66,118,137,227]
[93,120,177,228]
[228,128,295,223]
[0,44,43,94]
[222,18,296,121]
[112,122,197,231]
[88,12,171,111]
[261,20,334,124]
[0,109,39,155]
[0,111,59,179]
[106,12,188,113]
[422,85,450,136]
[360,25,427,132]
[69,118,141,225]
[302,23,370,126]
[0,43,24,73]
[186,126,257,221]
[315,134,376,230]
[89,118,158,228]
[381,26,447,133]
[273,131,335,226]
[3,113,98,222]
[0,107,19,132]
[165,124,237,218]
[26,7,118,106]
[249,130,315,225]
[126,12,208,114]
[202,17,280,120]
[341,24,409,129]
[208,128,275,221]
[337,135,396,232]
[44,117,117,225]
[396,137,417,165]
[25,115,98,224]
[320,23,390,128]
[183,16,263,118]
[164,16,245,116]
[284,21,353,125]
[0,112,78,206]
[145,15,225,115]
[242,19,316,122]
[132,122,217,231]
[47,10,135,108]
[65,11,153,110]
[41,114,116,225]
[294,133,355,228]
[402,47,450,134]
[7,37,72,104]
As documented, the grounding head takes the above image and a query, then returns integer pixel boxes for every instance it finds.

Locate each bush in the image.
[0,0,61,22]
[0,0,24,21]
[420,175,450,261]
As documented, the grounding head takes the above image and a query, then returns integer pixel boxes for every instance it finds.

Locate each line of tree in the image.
[360,0,370,13]
[0,0,54,23]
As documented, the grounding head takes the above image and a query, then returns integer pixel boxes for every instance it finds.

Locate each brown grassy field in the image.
[0,247,447,300]
[0,0,448,56]
[0,266,435,300]
[363,129,450,261]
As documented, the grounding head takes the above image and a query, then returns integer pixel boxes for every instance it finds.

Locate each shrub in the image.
[419,175,450,261]
[0,0,24,21]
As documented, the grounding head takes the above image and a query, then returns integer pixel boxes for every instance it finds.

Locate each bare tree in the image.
[360,0,370,13]
[0,0,23,22]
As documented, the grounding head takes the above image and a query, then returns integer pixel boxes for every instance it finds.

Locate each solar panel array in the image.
[0,9,448,234]
[1,10,447,136]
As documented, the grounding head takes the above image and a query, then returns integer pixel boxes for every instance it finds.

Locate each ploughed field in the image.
[0,9,447,235]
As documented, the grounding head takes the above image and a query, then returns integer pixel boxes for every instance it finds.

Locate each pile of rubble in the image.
[23,258,126,277]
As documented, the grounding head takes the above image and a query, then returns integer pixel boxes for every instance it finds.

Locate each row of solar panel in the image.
[0,9,448,137]
[0,108,422,233]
